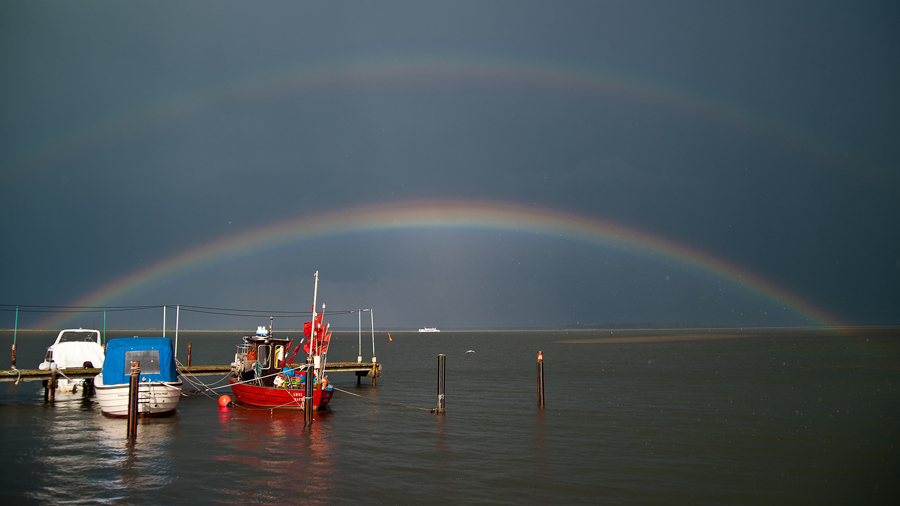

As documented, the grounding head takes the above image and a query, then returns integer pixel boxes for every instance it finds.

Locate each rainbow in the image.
[4,56,842,184]
[41,200,839,329]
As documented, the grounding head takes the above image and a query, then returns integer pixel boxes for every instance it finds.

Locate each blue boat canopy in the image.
[102,337,177,385]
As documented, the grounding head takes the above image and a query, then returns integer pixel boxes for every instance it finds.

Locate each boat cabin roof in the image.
[55,328,102,345]
[102,337,177,385]
[242,334,291,346]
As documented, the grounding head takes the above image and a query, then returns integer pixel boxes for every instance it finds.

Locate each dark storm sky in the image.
[1,1,897,330]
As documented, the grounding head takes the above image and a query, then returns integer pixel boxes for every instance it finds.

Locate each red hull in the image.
[228,377,333,410]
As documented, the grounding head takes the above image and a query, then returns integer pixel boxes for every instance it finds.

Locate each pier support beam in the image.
[49,369,57,402]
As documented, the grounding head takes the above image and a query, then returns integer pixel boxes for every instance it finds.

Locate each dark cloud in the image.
[1,1,897,329]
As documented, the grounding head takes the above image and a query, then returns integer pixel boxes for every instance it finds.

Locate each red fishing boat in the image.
[228,271,335,410]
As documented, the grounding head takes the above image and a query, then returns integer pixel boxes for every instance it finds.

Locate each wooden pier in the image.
[0,361,382,382]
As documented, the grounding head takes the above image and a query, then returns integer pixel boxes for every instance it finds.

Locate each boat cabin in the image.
[233,326,294,386]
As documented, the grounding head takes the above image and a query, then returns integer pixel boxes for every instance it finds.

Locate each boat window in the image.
[125,350,161,375]
[59,331,99,343]
[274,345,284,367]
[257,345,270,369]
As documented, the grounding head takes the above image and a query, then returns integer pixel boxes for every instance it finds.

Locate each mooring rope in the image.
[332,387,437,413]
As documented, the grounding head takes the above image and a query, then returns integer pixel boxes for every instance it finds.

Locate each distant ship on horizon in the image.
[418,327,440,333]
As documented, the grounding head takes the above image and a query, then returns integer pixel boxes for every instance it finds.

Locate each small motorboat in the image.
[94,337,182,417]
[38,328,105,392]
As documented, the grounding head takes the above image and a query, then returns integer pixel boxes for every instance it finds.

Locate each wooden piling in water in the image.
[49,369,57,402]
[304,357,313,425]
[127,361,140,439]
[437,354,445,414]
[537,351,545,409]
[187,343,192,367]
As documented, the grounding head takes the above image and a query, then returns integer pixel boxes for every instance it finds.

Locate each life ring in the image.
[247,349,257,361]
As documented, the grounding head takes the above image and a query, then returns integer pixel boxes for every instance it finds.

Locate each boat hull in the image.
[229,377,333,410]
[94,375,182,417]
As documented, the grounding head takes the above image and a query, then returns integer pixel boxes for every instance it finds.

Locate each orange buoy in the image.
[218,395,232,407]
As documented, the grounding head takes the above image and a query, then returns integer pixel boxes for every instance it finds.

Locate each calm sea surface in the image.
[1,327,897,505]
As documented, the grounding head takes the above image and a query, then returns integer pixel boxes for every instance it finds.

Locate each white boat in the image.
[38,328,105,392]
[94,337,182,417]
[418,327,441,332]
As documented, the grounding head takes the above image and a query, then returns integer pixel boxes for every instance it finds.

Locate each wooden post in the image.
[537,351,545,409]
[437,354,446,414]
[49,369,57,402]
[304,357,313,425]
[127,361,140,439]
[187,343,192,367]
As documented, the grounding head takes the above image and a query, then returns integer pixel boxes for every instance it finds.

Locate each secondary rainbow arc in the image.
[4,56,842,184]
[41,200,838,329]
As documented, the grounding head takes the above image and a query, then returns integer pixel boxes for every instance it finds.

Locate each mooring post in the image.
[187,343,192,367]
[127,361,140,439]
[437,354,446,414]
[537,351,545,409]
[304,357,314,425]
[49,368,57,402]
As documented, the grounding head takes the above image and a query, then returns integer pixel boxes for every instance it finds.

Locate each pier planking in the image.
[0,361,381,382]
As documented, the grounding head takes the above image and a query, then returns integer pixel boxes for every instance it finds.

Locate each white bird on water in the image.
[466,350,475,353]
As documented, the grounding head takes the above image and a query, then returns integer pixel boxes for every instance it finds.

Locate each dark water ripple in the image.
[1,328,897,504]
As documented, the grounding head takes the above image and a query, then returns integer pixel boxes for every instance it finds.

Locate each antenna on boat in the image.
[269,315,273,336]
[357,310,362,363]
[175,304,180,356]
[319,303,328,374]
[310,271,319,357]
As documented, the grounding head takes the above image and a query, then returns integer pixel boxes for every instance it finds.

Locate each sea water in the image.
[0,328,897,504]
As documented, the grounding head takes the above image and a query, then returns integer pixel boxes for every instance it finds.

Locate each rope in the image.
[332,387,437,413]
[175,358,232,399]
[175,359,310,397]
